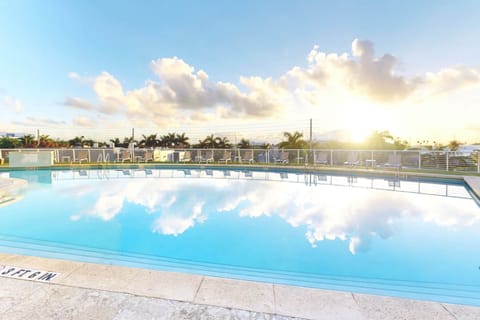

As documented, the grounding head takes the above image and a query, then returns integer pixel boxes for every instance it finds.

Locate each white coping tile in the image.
[59,262,140,292]
[275,285,365,320]
[352,293,456,320]
[126,269,203,302]
[442,303,480,320]
[464,176,480,198]
[2,253,480,319]
[0,253,25,263]
[194,276,275,314]
[3,255,84,281]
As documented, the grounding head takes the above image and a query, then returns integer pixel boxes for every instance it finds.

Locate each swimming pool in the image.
[1,167,479,306]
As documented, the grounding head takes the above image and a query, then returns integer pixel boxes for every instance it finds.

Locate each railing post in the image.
[478,151,480,173]
[446,151,449,171]
[418,152,421,169]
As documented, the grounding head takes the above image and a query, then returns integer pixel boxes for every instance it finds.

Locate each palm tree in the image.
[38,135,56,148]
[19,134,36,148]
[160,132,177,148]
[237,138,251,149]
[69,136,85,147]
[278,131,307,149]
[199,134,215,148]
[139,134,159,148]
[214,136,232,148]
[109,138,121,147]
[122,136,136,148]
[448,140,461,151]
[175,132,190,148]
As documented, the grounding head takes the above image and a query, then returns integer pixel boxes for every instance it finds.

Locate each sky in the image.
[1,0,480,144]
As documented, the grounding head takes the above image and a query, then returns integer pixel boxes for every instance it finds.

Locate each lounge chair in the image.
[344,152,360,166]
[180,151,191,163]
[145,150,154,162]
[219,151,232,164]
[72,150,89,164]
[275,152,289,164]
[203,150,214,163]
[314,151,329,165]
[241,150,254,164]
[118,149,132,162]
[384,154,402,168]
[196,150,214,163]
[195,150,203,162]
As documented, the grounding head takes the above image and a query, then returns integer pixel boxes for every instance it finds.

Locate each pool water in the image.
[1,168,479,306]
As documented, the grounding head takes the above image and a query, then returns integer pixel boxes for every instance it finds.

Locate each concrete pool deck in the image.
[1,253,480,320]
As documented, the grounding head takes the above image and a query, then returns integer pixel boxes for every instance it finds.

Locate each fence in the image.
[0,148,479,173]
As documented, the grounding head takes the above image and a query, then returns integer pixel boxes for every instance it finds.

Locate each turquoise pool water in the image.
[0,167,479,306]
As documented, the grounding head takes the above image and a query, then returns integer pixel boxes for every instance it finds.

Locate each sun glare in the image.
[349,128,371,143]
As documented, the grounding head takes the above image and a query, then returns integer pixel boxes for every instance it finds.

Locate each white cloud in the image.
[57,39,480,142]
[94,72,125,114]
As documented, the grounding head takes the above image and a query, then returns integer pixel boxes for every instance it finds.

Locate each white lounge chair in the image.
[384,154,402,169]
[275,152,289,164]
[344,152,360,166]
[314,151,329,165]
[180,151,191,163]
[72,150,89,164]
[241,150,254,164]
[118,149,132,162]
[203,150,214,163]
[219,151,232,164]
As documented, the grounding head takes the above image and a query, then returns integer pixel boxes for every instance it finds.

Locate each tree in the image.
[175,132,190,148]
[139,134,160,148]
[0,137,20,148]
[237,138,251,149]
[19,134,36,148]
[363,130,408,150]
[160,132,177,148]
[278,131,307,149]
[109,138,121,147]
[214,136,232,148]
[448,140,461,151]
[69,136,85,147]
[198,134,215,148]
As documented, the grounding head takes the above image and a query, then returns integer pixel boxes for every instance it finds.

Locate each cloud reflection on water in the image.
[63,172,480,254]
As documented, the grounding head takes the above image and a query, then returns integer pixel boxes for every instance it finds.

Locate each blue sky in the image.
[1,1,480,143]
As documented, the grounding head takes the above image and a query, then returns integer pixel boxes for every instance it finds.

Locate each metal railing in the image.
[0,148,479,173]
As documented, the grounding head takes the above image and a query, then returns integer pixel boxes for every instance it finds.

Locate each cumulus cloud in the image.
[423,66,480,96]
[60,39,480,139]
[94,72,125,114]
[288,39,416,102]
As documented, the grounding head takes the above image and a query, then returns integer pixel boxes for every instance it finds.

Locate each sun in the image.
[349,127,372,143]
